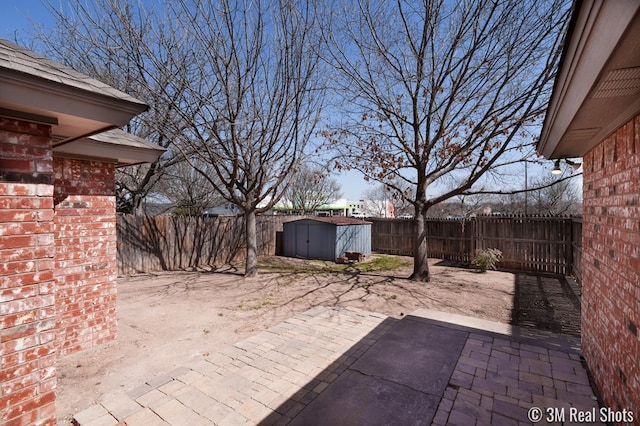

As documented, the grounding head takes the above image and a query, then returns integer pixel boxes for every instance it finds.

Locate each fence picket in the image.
[117,214,582,281]
[369,216,579,278]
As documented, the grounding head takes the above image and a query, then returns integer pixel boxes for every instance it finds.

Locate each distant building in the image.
[272,198,395,218]
[204,203,242,216]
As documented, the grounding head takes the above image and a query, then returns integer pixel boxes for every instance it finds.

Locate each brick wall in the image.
[0,118,57,424]
[582,114,640,415]
[1,118,121,422]
[53,157,118,357]
[0,118,53,185]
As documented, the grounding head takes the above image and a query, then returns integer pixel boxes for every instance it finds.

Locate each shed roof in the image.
[287,217,371,225]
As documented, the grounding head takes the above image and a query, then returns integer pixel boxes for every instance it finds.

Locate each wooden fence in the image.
[117,215,293,275]
[117,214,583,280]
[370,216,583,278]
[571,218,582,283]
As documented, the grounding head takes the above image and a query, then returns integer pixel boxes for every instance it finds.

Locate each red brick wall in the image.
[0,118,56,424]
[1,117,121,422]
[53,157,118,357]
[0,118,53,185]
[582,114,640,415]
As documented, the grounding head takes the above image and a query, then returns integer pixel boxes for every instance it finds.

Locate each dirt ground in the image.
[55,255,573,423]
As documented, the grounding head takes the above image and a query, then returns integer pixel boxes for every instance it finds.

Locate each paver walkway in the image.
[73,307,602,425]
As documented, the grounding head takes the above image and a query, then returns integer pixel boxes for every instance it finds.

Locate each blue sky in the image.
[0,1,573,203]
[0,0,375,199]
[0,0,54,42]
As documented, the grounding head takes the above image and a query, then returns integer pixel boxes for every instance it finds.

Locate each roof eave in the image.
[53,130,165,166]
[538,0,640,159]
[2,68,147,135]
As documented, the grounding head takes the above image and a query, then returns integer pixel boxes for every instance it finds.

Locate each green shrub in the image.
[472,248,502,272]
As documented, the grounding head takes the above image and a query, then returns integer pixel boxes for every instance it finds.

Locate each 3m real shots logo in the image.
[528,406,634,423]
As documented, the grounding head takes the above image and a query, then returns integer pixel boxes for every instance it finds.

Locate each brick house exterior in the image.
[538,1,640,418]
[1,40,163,424]
[53,157,119,357]
[581,117,640,415]
[1,119,58,424]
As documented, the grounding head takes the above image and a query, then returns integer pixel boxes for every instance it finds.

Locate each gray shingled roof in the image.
[0,38,145,107]
[53,128,166,165]
[88,128,166,152]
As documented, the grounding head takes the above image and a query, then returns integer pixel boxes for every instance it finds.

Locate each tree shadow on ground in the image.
[259,258,582,339]
[510,273,581,337]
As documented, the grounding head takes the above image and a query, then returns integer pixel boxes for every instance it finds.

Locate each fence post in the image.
[567,217,573,277]
[470,217,476,261]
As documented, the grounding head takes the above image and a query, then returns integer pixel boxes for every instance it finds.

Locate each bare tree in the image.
[361,185,392,217]
[445,194,486,218]
[283,163,341,214]
[172,0,324,277]
[38,0,191,214]
[157,160,225,216]
[468,162,583,216]
[529,173,582,216]
[37,0,324,275]
[382,178,415,218]
[322,0,570,281]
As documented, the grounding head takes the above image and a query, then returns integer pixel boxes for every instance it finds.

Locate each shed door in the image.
[294,223,309,258]
[307,223,326,259]
[294,222,328,260]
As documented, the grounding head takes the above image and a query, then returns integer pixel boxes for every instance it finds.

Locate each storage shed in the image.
[283,217,371,261]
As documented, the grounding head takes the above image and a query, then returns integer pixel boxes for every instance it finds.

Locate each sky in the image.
[1,0,54,42]
[0,0,376,199]
[1,1,578,203]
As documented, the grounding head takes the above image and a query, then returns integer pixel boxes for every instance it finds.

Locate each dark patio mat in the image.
[290,317,468,425]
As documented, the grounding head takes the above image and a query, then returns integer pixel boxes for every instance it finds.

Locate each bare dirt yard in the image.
[55,254,577,423]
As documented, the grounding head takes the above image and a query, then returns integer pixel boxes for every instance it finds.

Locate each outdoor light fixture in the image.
[565,158,583,171]
[550,158,582,175]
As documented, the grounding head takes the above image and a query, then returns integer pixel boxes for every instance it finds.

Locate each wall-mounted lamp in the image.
[565,159,582,171]
[551,158,582,175]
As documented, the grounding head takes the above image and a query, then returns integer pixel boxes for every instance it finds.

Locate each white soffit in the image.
[538,0,640,159]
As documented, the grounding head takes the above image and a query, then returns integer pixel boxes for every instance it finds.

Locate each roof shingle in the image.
[0,38,145,107]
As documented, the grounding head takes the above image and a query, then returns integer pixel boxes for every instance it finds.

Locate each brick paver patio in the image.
[73,307,602,425]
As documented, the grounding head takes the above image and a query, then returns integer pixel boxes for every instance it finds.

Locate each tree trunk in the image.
[244,209,258,277]
[409,200,430,282]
